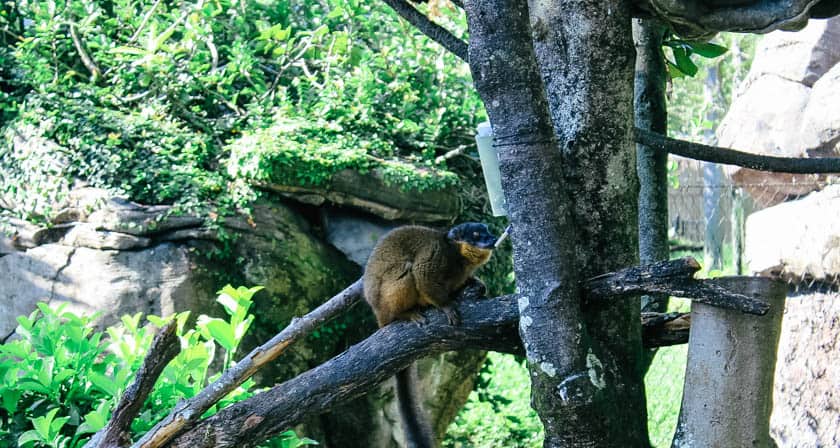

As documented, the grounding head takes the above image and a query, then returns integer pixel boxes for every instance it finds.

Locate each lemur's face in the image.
[447,223,498,249]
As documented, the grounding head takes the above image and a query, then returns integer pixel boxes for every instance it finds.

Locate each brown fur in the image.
[363,225,493,448]
[363,225,491,327]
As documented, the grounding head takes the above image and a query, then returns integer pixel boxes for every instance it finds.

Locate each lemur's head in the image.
[446,222,498,249]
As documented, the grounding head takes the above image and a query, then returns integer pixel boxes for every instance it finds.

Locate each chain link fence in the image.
[667,157,838,293]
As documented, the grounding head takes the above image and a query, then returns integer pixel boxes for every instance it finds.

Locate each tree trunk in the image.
[634,19,670,319]
[464,0,647,445]
[672,277,785,447]
[633,18,670,373]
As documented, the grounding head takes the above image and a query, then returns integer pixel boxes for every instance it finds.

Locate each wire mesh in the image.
[667,158,838,293]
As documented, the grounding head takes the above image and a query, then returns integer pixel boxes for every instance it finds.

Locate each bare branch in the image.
[69,23,102,81]
[85,320,180,448]
[381,0,468,62]
[585,257,772,315]
[642,312,690,348]
[116,259,739,447]
[132,280,363,448]
[636,128,840,174]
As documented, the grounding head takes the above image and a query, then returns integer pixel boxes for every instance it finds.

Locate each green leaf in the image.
[671,48,698,77]
[689,41,728,58]
[200,318,236,351]
[32,408,60,439]
[18,429,42,446]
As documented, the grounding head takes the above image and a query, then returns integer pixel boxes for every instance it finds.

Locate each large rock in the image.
[744,185,840,447]
[771,292,840,447]
[745,184,840,283]
[747,16,840,87]
[800,63,840,157]
[717,17,840,207]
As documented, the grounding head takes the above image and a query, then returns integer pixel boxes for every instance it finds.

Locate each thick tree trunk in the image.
[530,0,648,445]
[464,0,647,445]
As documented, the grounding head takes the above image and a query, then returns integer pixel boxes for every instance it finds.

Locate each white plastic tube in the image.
[475,121,507,216]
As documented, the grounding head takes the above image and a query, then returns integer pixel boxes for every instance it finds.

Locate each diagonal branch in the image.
[68,23,102,81]
[115,258,752,447]
[636,128,840,174]
[381,0,468,62]
[85,320,180,448]
[132,280,363,448]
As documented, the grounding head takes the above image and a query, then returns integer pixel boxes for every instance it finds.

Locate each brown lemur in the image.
[363,222,498,448]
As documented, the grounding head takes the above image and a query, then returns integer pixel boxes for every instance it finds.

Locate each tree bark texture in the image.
[464,0,610,446]
[633,19,670,320]
[528,0,648,445]
[672,277,786,448]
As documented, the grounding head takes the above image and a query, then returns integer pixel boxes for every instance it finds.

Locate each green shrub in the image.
[0,0,481,220]
[0,285,316,448]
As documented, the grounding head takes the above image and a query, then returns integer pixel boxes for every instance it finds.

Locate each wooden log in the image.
[671,277,786,447]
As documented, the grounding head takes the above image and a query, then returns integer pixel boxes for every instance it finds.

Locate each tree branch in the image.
[164,289,693,447]
[68,23,102,81]
[122,258,738,447]
[585,257,772,315]
[132,280,363,448]
[636,128,840,174]
[381,0,468,62]
[85,320,180,448]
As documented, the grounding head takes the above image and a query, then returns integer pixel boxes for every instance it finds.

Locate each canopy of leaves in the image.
[0,0,481,221]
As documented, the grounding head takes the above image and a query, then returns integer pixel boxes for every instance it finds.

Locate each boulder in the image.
[800,63,840,157]
[717,17,840,207]
[771,292,840,447]
[744,185,840,447]
[745,184,840,283]
[258,168,460,223]
[746,16,840,87]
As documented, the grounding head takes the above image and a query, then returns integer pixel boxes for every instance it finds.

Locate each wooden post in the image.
[672,277,785,448]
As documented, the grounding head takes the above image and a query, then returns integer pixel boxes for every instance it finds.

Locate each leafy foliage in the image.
[0,0,480,221]
[0,286,315,448]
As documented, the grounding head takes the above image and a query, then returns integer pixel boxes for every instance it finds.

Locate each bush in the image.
[0,286,315,448]
[0,0,481,221]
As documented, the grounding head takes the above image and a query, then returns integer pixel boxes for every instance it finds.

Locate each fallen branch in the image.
[85,320,180,448]
[132,280,363,448]
[381,0,468,62]
[586,257,771,315]
[636,128,840,174]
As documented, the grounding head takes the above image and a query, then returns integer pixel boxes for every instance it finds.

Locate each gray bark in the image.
[528,0,647,445]
[634,19,670,323]
[463,2,594,443]
[672,277,786,448]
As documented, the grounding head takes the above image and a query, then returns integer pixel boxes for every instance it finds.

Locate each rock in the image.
[86,200,204,236]
[0,243,215,336]
[771,292,840,448]
[745,185,840,284]
[718,75,811,159]
[747,16,840,87]
[0,217,40,251]
[322,208,396,266]
[32,223,75,246]
[258,168,460,223]
[62,223,152,250]
[800,63,840,157]
[717,19,840,207]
